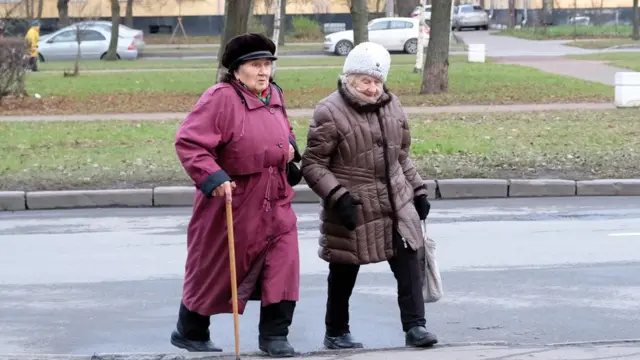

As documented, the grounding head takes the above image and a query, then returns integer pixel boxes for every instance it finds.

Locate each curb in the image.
[2,339,640,360]
[1,179,640,211]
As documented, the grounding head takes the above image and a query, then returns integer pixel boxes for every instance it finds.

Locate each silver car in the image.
[40,20,146,53]
[452,4,490,31]
[38,26,139,62]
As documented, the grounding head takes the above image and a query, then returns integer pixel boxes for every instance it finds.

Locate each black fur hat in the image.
[221,33,277,71]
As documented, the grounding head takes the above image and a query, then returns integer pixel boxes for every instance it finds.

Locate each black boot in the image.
[324,332,364,349]
[405,326,438,348]
[259,335,295,357]
[170,329,222,352]
[259,301,296,358]
[171,302,223,352]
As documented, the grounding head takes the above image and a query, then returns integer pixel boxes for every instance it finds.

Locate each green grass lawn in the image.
[1,109,638,191]
[566,52,640,71]
[494,25,634,40]
[36,54,421,72]
[144,34,324,45]
[564,39,640,49]
[16,56,612,115]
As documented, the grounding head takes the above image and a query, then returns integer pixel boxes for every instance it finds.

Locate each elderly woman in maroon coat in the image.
[170,33,302,358]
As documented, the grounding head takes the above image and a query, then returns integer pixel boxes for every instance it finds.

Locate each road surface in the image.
[1,197,640,355]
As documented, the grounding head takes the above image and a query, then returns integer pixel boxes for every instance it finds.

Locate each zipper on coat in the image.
[375,110,401,249]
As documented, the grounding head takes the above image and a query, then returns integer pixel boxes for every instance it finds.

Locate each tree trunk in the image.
[420,0,452,94]
[126,0,134,28]
[632,0,639,40]
[278,0,286,46]
[37,0,44,19]
[57,0,69,26]
[216,0,254,82]
[396,0,419,16]
[24,0,33,21]
[413,0,427,73]
[104,0,121,61]
[350,0,368,45]
[508,0,516,28]
[271,0,283,78]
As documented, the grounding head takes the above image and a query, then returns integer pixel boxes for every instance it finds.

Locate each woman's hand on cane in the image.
[212,181,236,202]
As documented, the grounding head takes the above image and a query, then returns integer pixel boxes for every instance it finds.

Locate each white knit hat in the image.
[342,42,391,82]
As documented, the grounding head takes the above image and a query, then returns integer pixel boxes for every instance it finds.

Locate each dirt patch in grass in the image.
[493,26,634,40]
[0,61,613,115]
[1,109,639,191]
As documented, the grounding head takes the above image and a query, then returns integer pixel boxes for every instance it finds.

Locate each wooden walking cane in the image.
[226,200,241,360]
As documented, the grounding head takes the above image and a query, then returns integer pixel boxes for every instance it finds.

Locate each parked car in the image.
[452,4,490,30]
[37,26,139,62]
[40,20,145,53]
[323,17,430,56]
[410,5,432,21]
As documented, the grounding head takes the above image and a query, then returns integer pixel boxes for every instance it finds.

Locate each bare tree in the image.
[633,0,639,40]
[420,0,452,94]
[271,0,283,77]
[57,0,69,26]
[396,0,419,16]
[350,0,368,45]
[278,0,286,45]
[125,0,134,28]
[103,0,120,61]
[413,0,428,73]
[63,1,99,76]
[216,0,255,82]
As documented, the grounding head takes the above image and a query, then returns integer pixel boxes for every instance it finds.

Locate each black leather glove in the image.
[414,195,431,220]
[334,192,362,231]
[286,162,302,186]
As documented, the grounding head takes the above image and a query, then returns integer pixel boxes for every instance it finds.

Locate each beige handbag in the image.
[421,220,443,303]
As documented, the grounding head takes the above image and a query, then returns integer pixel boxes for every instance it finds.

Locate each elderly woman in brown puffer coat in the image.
[300,42,438,351]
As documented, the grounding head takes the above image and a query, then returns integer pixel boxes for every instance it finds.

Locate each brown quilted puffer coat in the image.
[301,81,428,265]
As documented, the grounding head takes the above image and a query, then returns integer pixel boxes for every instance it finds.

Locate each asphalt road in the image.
[1,197,640,355]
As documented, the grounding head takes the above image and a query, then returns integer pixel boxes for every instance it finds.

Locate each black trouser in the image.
[177,301,296,341]
[325,232,426,336]
[28,56,38,72]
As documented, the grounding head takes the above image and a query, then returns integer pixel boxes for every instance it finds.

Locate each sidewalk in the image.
[0,103,616,122]
[493,56,629,86]
[4,342,640,360]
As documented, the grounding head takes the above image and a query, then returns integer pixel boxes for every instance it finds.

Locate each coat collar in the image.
[230,80,283,110]
[337,78,391,114]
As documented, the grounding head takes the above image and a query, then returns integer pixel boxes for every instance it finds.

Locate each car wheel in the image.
[38,53,45,62]
[404,38,418,54]
[334,40,353,56]
[482,25,489,30]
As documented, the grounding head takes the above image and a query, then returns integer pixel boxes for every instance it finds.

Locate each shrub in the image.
[291,16,323,40]
[249,16,268,35]
[0,38,27,104]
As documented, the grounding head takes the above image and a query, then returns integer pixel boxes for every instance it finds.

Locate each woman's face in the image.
[352,74,383,99]
[235,58,272,94]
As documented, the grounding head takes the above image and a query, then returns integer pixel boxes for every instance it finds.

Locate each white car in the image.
[38,26,139,62]
[41,20,145,53]
[324,17,430,56]
[410,5,432,21]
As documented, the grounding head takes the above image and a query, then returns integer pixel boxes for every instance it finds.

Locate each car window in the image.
[460,6,474,13]
[52,30,76,43]
[80,29,106,41]
[368,21,389,30]
[472,5,485,11]
[389,20,413,29]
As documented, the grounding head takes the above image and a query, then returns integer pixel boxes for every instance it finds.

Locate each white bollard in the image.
[614,72,640,108]
[467,43,486,63]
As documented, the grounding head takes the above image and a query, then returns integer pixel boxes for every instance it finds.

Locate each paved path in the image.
[494,56,629,86]
[0,103,615,122]
[1,197,640,355]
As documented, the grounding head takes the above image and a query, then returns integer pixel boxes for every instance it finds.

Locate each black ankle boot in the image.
[259,335,295,358]
[324,332,364,349]
[170,329,222,352]
[405,326,438,348]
